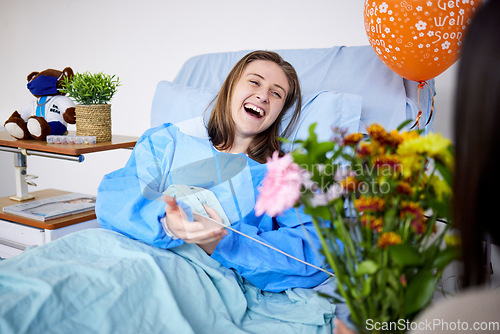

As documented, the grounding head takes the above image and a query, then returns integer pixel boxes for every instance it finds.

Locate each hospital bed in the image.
[0,45,434,334]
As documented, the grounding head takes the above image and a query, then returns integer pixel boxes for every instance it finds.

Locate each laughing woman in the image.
[96,50,336,294]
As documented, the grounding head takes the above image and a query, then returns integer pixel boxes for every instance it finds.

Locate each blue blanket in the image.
[0,229,335,333]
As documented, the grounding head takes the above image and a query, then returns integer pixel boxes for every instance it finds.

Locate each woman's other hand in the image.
[163,196,227,254]
[333,319,356,334]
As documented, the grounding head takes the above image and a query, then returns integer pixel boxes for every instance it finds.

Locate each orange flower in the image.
[361,214,384,233]
[396,181,413,195]
[400,202,424,219]
[356,142,374,158]
[410,219,426,234]
[354,196,385,212]
[400,202,427,234]
[373,154,402,172]
[340,176,359,192]
[377,232,403,249]
[367,124,388,144]
[400,274,407,287]
[343,133,364,146]
[385,130,404,148]
[367,125,403,147]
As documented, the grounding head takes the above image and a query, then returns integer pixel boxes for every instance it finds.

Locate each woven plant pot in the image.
[75,104,112,142]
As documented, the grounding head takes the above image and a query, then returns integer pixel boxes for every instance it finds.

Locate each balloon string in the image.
[194,211,336,277]
[410,81,428,130]
[425,95,434,127]
[411,112,422,130]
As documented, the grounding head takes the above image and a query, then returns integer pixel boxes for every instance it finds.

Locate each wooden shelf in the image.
[0,131,137,156]
[0,189,97,230]
[0,133,137,230]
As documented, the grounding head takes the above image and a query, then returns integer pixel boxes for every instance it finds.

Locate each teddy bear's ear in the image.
[27,71,39,82]
[62,67,74,79]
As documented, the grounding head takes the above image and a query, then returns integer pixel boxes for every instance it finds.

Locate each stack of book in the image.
[2,193,96,222]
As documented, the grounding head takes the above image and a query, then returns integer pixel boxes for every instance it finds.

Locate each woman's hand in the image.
[163,196,227,254]
[333,319,356,334]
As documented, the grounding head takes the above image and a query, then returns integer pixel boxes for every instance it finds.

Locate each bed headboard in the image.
[151,46,435,151]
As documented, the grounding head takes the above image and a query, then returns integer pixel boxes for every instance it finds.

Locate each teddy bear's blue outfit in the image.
[26,73,74,135]
[96,123,329,292]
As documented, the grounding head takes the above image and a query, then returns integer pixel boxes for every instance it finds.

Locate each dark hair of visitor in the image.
[453,0,500,287]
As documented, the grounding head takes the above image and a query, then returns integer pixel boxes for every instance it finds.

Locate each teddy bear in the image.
[4,67,76,141]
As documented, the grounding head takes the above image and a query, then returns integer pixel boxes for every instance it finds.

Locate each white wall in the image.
[0,0,456,197]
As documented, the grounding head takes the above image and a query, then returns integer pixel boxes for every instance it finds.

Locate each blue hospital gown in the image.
[96,123,329,292]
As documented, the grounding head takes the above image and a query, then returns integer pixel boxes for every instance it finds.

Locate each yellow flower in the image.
[398,155,423,178]
[400,130,419,141]
[396,133,453,178]
[445,232,461,247]
[429,176,451,200]
[377,232,403,249]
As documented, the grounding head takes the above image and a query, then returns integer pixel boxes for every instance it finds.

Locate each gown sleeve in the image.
[95,124,184,249]
[211,205,330,292]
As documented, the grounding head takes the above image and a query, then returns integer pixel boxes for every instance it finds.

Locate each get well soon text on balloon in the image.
[365,0,482,83]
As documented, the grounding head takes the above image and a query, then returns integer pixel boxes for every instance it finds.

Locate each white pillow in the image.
[282,91,363,152]
[151,81,216,128]
[150,81,363,151]
[175,116,209,139]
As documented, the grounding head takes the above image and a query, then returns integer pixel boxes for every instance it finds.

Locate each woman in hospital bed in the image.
[96,50,347,318]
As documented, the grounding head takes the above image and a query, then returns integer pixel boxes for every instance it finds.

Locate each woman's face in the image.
[230,60,289,142]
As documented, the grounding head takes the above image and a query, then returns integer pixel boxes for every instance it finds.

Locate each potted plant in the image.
[60,72,120,142]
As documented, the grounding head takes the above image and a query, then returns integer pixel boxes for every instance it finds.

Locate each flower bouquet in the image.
[255,123,458,333]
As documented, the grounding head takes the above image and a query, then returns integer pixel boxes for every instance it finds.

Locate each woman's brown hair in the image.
[207,50,302,163]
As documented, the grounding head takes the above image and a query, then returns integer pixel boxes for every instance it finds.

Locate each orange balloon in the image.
[364,0,483,82]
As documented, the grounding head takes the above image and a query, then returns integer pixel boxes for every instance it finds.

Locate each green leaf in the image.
[403,269,436,315]
[421,243,439,263]
[432,246,459,270]
[386,270,400,291]
[388,244,423,266]
[61,71,120,105]
[426,195,452,221]
[303,205,332,221]
[384,287,400,313]
[278,136,290,144]
[310,142,335,163]
[397,119,414,131]
[361,276,372,296]
[307,123,318,142]
[290,152,310,166]
[434,159,453,186]
[356,260,379,276]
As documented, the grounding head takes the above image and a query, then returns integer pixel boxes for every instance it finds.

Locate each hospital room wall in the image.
[0,0,456,197]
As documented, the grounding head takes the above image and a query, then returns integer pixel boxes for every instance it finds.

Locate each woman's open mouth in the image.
[244,103,265,119]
